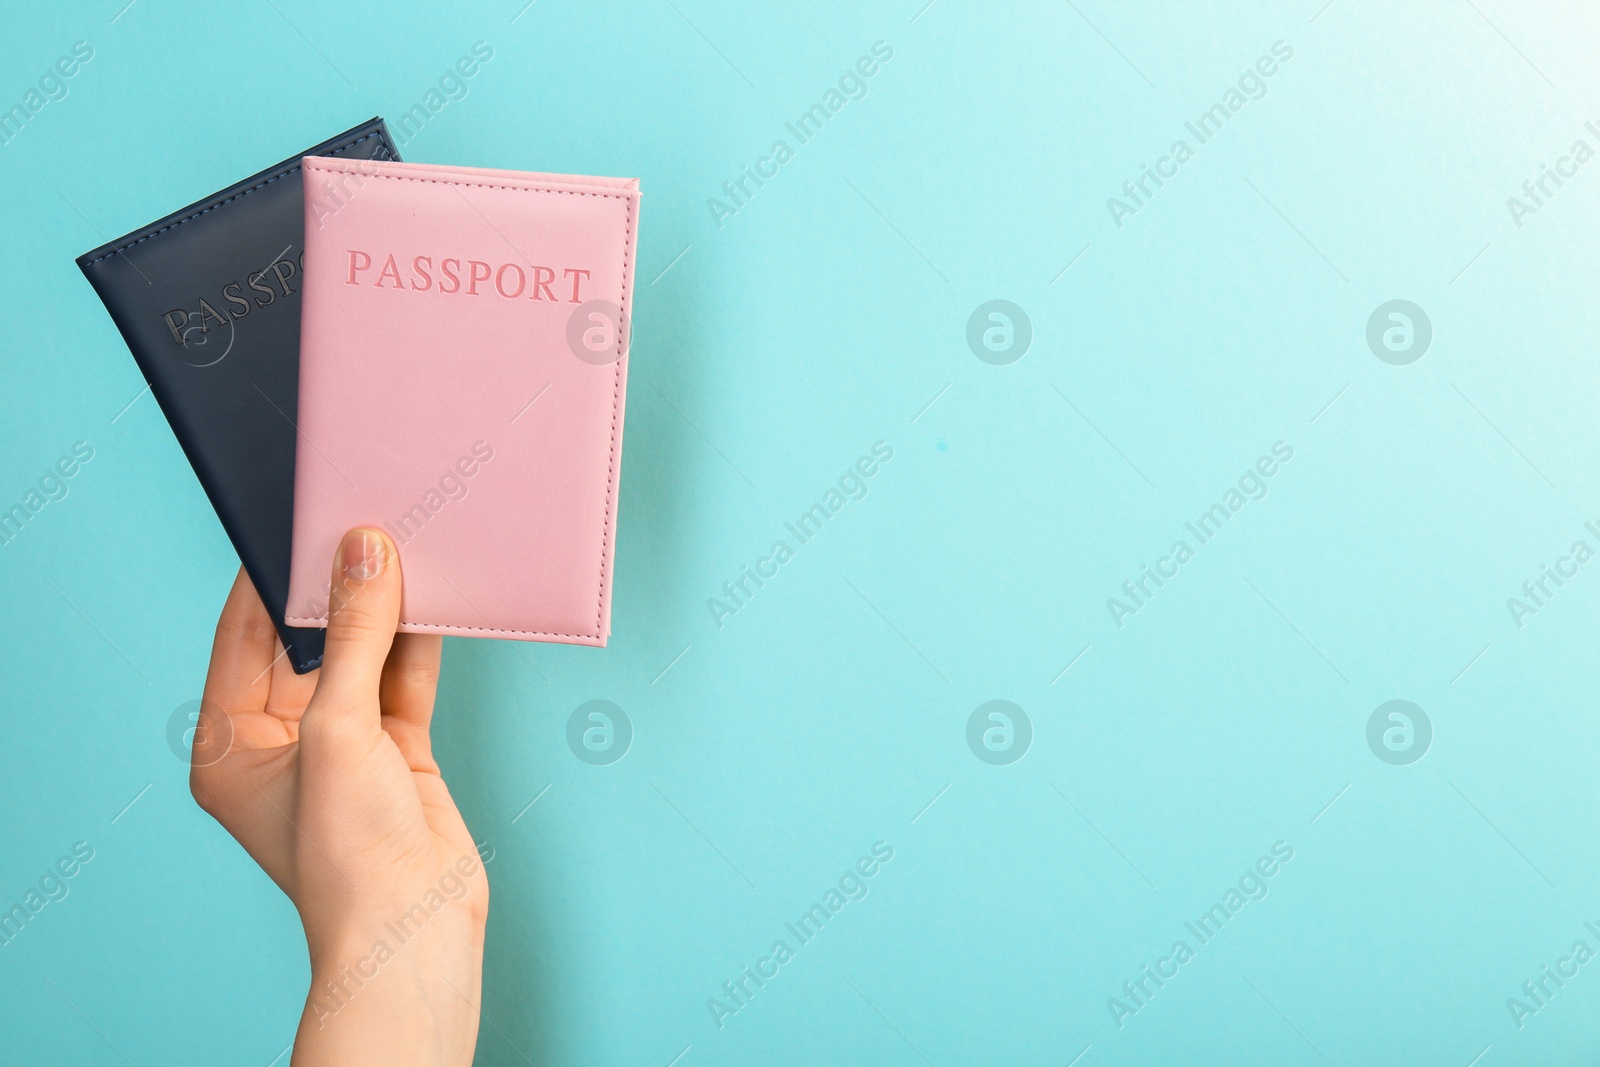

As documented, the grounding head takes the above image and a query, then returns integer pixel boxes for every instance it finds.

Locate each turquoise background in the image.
[3,0,1599,1062]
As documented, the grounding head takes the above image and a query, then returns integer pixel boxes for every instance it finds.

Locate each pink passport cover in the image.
[286,157,640,645]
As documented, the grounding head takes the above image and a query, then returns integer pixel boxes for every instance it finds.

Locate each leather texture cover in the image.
[77,118,400,673]
[286,157,640,646]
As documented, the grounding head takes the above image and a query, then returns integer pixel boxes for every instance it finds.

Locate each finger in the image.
[380,633,443,731]
[378,633,443,773]
[305,527,402,723]
[262,641,319,733]
[201,568,275,718]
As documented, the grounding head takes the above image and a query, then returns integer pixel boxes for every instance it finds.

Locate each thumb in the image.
[307,527,402,723]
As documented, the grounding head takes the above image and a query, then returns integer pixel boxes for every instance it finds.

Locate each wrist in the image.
[296,907,486,1065]
[304,897,487,976]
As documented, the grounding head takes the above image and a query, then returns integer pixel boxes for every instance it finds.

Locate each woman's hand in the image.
[191,528,486,1066]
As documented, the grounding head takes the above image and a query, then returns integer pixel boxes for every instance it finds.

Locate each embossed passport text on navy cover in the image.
[76,118,399,673]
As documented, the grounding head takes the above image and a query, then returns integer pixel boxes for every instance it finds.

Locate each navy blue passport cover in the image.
[76,118,399,673]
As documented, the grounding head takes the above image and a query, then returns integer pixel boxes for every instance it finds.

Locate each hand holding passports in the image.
[79,120,640,667]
